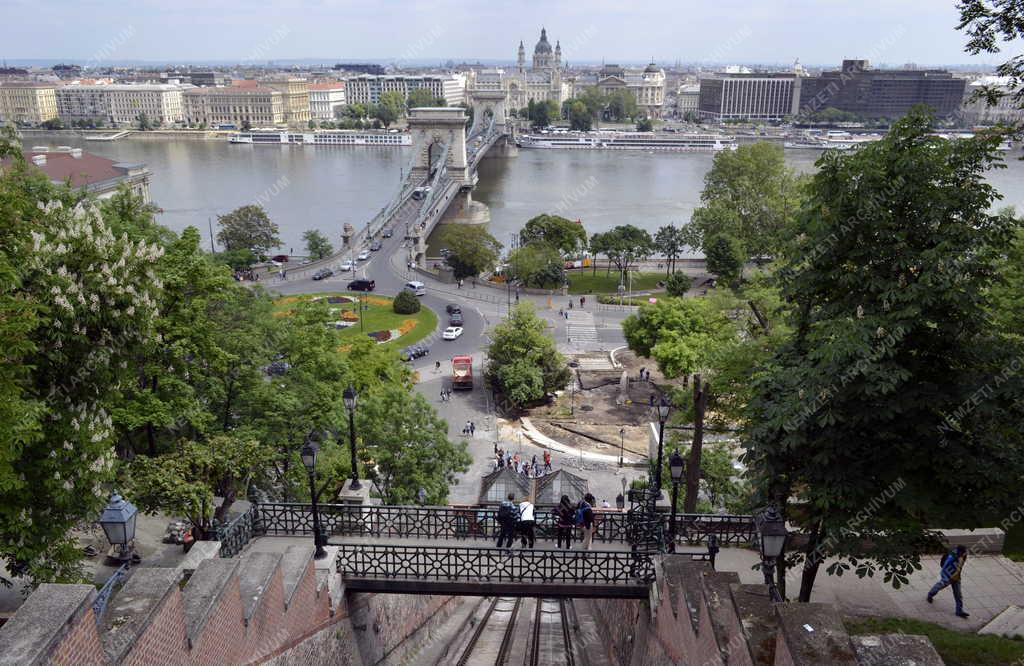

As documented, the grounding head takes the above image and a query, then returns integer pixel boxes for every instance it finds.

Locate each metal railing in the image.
[92,562,130,623]
[216,505,257,558]
[334,544,656,586]
[251,502,756,547]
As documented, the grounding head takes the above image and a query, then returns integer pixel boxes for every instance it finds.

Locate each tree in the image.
[520,213,587,255]
[743,108,1024,602]
[703,233,745,285]
[437,224,502,279]
[576,87,606,128]
[375,91,406,128]
[393,290,420,314]
[216,204,280,254]
[302,229,333,260]
[407,87,443,109]
[137,112,152,130]
[486,303,571,409]
[601,225,654,279]
[665,272,691,297]
[622,297,734,379]
[507,241,565,288]
[988,210,1024,340]
[654,224,686,276]
[690,142,804,260]
[605,89,638,122]
[636,116,653,132]
[588,231,610,276]
[41,118,63,130]
[956,1,1024,118]
[568,100,592,131]
[241,119,252,131]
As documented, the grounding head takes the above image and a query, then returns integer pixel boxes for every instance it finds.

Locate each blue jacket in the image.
[939,550,965,582]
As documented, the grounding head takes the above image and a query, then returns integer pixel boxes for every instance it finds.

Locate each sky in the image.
[0,0,1012,67]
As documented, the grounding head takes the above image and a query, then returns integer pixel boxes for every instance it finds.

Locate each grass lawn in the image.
[1004,522,1024,562]
[844,617,1024,665]
[273,292,437,350]
[566,270,667,295]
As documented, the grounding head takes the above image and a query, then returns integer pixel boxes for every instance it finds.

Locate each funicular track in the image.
[439,596,577,666]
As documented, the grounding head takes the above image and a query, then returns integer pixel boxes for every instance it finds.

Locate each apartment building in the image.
[698,73,800,121]
[183,87,284,127]
[263,78,310,124]
[595,63,668,118]
[55,84,184,126]
[308,81,347,120]
[344,74,466,107]
[961,76,1024,125]
[0,82,58,124]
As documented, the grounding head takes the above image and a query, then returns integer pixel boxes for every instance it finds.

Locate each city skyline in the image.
[0,1,1005,67]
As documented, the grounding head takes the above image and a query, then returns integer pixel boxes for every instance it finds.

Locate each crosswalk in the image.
[566,311,599,350]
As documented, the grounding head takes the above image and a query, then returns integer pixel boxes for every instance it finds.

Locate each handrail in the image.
[92,562,130,624]
[216,505,257,558]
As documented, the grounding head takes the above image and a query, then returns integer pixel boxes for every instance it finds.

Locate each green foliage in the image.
[957,1,1024,118]
[520,213,586,255]
[845,617,1024,666]
[375,91,406,127]
[605,89,638,122]
[406,87,445,109]
[636,116,653,132]
[567,100,592,131]
[690,142,804,260]
[137,112,152,130]
[623,297,734,379]
[660,438,750,514]
[302,229,333,260]
[665,272,691,297]
[41,118,63,130]
[526,99,559,128]
[486,303,571,409]
[591,225,654,277]
[437,224,502,279]
[703,233,745,285]
[654,224,687,275]
[988,210,1024,341]
[241,119,252,131]
[743,107,1024,601]
[508,241,565,288]
[216,204,280,254]
[392,289,421,314]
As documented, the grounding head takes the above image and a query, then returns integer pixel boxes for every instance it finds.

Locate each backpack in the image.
[574,501,590,526]
[497,501,517,524]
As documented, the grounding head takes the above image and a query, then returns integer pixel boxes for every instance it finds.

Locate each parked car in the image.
[271,254,289,263]
[445,303,462,315]
[449,312,464,326]
[400,344,429,361]
[339,261,354,272]
[348,279,375,292]
[312,268,334,281]
[265,360,291,376]
[442,326,464,340]
[357,250,371,261]
[382,228,394,238]
[370,240,383,251]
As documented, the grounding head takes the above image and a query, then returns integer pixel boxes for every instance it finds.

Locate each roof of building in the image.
[309,82,346,90]
[534,28,552,54]
[10,148,144,190]
[0,81,56,89]
[183,86,278,95]
[645,62,660,74]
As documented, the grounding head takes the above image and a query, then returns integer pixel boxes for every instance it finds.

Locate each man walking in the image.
[517,498,536,549]
[927,545,970,618]
[496,493,519,554]
[578,493,595,551]
[543,450,552,474]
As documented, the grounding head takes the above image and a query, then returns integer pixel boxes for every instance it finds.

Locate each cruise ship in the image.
[517,131,737,152]
[229,130,412,146]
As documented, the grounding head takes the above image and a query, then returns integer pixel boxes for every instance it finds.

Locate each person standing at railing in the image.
[517,499,536,549]
[496,493,518,555]
[555,495,574,549]
[577,493,595,551]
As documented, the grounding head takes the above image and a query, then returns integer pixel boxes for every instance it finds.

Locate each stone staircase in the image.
[979,604,1024,639]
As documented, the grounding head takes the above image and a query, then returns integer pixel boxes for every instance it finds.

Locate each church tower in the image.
[517,40,526,73]
[532,27,553,70]
[554,41,562,68]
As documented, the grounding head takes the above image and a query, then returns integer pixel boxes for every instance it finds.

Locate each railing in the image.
[252,502,756,547]
[216,505,257,558]
[334,544,655,586]
[92,562,130,623]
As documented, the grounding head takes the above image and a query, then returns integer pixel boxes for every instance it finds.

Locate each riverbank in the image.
[19,128,233,141]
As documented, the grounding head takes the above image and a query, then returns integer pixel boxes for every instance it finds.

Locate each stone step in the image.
[978,604,1024,639]
[182,558,241,648]
[237,551,282,624]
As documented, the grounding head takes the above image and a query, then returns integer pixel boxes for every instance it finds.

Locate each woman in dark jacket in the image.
[555,495,575,549]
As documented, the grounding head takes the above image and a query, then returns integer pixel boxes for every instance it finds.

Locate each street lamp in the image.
[99,492,139,564]
[618,427,625,467]
[568,360,578,416]
[651,396,671,506]
[343,385,361,490]
[300,434,328,560]
[755,506,788,602]
[668,450,685,551]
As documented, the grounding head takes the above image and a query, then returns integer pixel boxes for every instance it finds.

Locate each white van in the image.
[404,281,426,297]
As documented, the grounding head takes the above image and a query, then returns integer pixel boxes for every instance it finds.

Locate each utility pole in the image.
[684,373,708,513]
[207,217,217,254]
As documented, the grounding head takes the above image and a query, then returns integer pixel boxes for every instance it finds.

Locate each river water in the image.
[24,132,1024,253]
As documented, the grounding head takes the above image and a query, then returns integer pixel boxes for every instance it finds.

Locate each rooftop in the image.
[3,148,147,190]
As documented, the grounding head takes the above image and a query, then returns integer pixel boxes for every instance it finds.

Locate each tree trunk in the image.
[214,485,237,524]
[146,376,158,456]
[684,375,708,512]
[798,521,827,602]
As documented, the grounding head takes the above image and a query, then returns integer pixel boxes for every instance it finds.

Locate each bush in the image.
[392,290,421,314]
[665,272,691,297]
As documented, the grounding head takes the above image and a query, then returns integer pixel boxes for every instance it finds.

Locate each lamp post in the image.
[618,427,625,468]
[668,450,685,552]
[343,385,361,490]
[300,434,328,560]
[651,396,671,507]
[99,492,139,565]
[568,360,578,416]
[755,506,787,602]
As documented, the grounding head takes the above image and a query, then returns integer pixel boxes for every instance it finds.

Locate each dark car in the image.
[400,344,429,361]
[370,240,382,251]
[445,303,462,315]
[382,228,394,238]
[271,254,289,263]
[348,279,376,292]
[312,268,334,281]
[449,312,464,326]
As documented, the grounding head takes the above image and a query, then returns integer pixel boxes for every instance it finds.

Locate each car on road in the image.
[347,279,375,292]
[400,344,429,361]
[442,326,463,340]
[370,240,382,251]
[446,304,462,315]
[312,268,334,281]
[339,261,354,272]
[357,250,371,261]
[382,228,394,238]
[449,311,464,326]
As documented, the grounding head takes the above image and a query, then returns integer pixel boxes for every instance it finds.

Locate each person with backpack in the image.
[556,495,574,549]
[496,493,519,554]
[518,498,536,549]
[927,545,970,618]
[577,493,595,551]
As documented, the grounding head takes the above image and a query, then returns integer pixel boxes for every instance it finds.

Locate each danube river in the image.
[25,133,1024,253]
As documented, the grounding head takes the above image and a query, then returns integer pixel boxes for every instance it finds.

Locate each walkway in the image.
[566,311,599,351]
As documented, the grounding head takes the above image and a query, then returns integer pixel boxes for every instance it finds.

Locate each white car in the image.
[442,326,463,340]
[356,250,371,261]
[339,261,354,272]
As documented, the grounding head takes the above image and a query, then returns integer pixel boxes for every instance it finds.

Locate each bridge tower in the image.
[467,89,508,137]
[407,107,470,185]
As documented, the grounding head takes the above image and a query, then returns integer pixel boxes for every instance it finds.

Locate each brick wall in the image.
[122,586,188,666]
[50,606,106,666]
[191,576,246,666]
